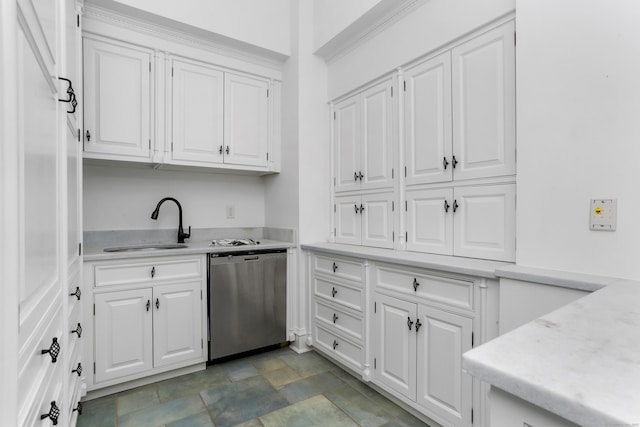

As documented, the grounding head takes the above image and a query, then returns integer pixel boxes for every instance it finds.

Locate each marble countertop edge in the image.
[495,264,620,292]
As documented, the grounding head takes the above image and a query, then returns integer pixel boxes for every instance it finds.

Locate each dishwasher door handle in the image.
[243,256,260,261]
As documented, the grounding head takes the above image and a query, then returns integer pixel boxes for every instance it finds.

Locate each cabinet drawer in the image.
[375,264,474,311]
[314,299,363,342]
[314,277,364,312]
[93,256,203,287]
[313,254,364,284]
[314,324,363,372]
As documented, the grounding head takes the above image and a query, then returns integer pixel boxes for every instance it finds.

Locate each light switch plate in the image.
[226,205,235,219]
[590,198,617,231]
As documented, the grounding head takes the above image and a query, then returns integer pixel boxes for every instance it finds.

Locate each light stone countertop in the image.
[463,279,640,427]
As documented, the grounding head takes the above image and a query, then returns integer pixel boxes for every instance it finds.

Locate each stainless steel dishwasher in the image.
[208,249,287,361]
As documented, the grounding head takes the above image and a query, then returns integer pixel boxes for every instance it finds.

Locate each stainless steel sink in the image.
[103,243,188,252]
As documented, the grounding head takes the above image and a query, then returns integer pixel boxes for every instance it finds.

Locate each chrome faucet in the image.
[150,197,191,243]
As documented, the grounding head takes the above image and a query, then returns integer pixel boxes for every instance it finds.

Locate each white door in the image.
[453,184,516,261]
[361,79,394,190]
[224,72,269,167]
[171,60,224,165]
[451,21,516,181]
[404,52,453,185]
[417,305,473,427]
[94,289,153,383]
[83,37,152,160]
[154,282,203,367]
[374,294,416,401]
[361,192,395,249]
[334,195,362,246]
[406,188,453,255]
[333,95,360,192]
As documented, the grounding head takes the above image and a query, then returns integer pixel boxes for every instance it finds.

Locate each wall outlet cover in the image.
[590,198,617,231]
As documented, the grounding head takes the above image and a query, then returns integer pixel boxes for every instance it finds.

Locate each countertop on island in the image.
[463,278,640,427]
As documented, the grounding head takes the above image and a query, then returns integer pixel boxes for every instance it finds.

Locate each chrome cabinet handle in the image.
[41,337,60,363]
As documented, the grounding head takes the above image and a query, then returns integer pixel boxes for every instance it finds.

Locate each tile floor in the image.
[77,347,431,427]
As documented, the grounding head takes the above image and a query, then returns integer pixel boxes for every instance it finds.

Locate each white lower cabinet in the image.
[335,192,395,249]
[406,183,516,261]
[86,255,206,390]
[373,293,473,427]
[490,387,580,427]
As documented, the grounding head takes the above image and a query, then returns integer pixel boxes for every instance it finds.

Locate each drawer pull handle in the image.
[156,298,160,309]
[332,340,339,350]
[332,262,338,273]
[40,401,60,425]
[407,317,414,331]
[41,337,60,363]
[146,300,151,311]
[73,401,83,415]
[415,319,422,332]
[412,278,420,292]
[72,362,83,377]
[69,286,81,300]
[70,323,82,338]
[333,313,338,323]
[331,287,338,298]
[151,266,155,278]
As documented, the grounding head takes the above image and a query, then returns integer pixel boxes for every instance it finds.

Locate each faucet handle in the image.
[183,226,191,240]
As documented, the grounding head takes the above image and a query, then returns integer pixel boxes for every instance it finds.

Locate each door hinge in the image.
[171,142,174,152]
[404,166,407,177]
[403,80,406,91]
[334,111,336,120]
[77,128,81,142]
[94,362,96,374]
[334,227,336,236]
[514,32,516,45]
[472,332,474,347]
[374,302,377,313]
[334,204,336,213]
[393,231,395,241]
[93,304,95,316]
[405,200,407,211]
[471,408,474,424]
[149,62,151,72]
[391,168,394,179]
[374,358,377,369]
[171,67,174,77]
[392,201,394,211]
[78,243,82,256]
[391,86,393,97]
[267,152,269,160]
[405,231,408,241]
[334,177,336,186]
[201,290,203,300]
[267,89,269,98]
[149,139,151,149]
[201,338,204,349]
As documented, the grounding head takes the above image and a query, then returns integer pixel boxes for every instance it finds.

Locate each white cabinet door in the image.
[94,289,153,383]
[334,95,360,193]
[404,52,453,186]
[453,184,516,262]
[224,72,269,167]
[153,282,203,368]
[171,60,224,165]
[361,192,395,249]
[451,22,516,181]
[335,195,362,246]
[417,305,473,427]
[361,79,394,190]
[83,38,152,160]
[374,294,417,401]
[406,188,453,255]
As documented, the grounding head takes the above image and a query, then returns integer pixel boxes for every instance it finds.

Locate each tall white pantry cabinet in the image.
[1,0,84,426]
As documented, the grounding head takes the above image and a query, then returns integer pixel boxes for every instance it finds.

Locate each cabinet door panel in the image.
[154,282,203,367]
[417,306,472,427]
[334,96,360,192]
[335,195,361,245]
[224,73,269,167]
[374,294,416,401]
[171,60,224,164]
[404,52,453,185]
[361,79,394,190]
[406,188,453,255]
[453,184,516,261]
[361,193,395,249]
[83,38,151,159]
[451,22,516,181]
[94,289,153,383]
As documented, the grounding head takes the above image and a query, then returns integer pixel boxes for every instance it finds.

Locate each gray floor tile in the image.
[232,418,264,427]
[280,350,335,378]
[325,383,395,427]
[252,354,288,373]
[279,371,344,404]
[165,411,215,427]
[118,395,206,427]
[77,397,117,427]
[263,365,301,388]
[117,384,160,416]
[260,394,358,427]
[157,366,230,402]
[221,358,259,381]
[201,375,289,427]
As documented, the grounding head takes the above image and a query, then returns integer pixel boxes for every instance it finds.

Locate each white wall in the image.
[515,0,640,280]
[313,0,381,51]
[326,0,514,99]
[98,0,291,56]
[83,164,265,231]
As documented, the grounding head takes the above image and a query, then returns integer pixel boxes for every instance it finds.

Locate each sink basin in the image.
[103,243,188,252]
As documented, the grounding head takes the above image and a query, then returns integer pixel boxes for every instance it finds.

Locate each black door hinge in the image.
[149,62,151,72]
[267,152,269,160]
[391,86,393,97]
[78,243,82,256]
[93,304,95,316]
[393,231,395,241]
[77,128,81,142]
[471,408,474,424]
[405,200,407,211]
[94,362,96,374]
[374,358,377,369]
[404,80,406,91]
[392,201,394,211]
[391,168,394,179]
[171,67,174,77]
[514,32,517,45]
[334,111,336,120]
[77,14,80,28]
[404,166,407,177]
[374,302,377,313]
[267,89,269,98]
[405,231,408,241]
[472,332,474,347]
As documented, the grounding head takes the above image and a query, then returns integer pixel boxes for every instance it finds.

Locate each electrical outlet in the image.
[226,205,235,219]
[590,198,617,231]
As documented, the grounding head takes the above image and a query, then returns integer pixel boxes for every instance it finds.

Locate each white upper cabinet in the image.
[404,52,453,186]
[451,21,516,181]
[334,78,395,193]
[404,21,515,185]
[83,37,152,161]
[224,72,270,168]
[170,59,224,165]
[335,192,395,249]
[405,188,454,255]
